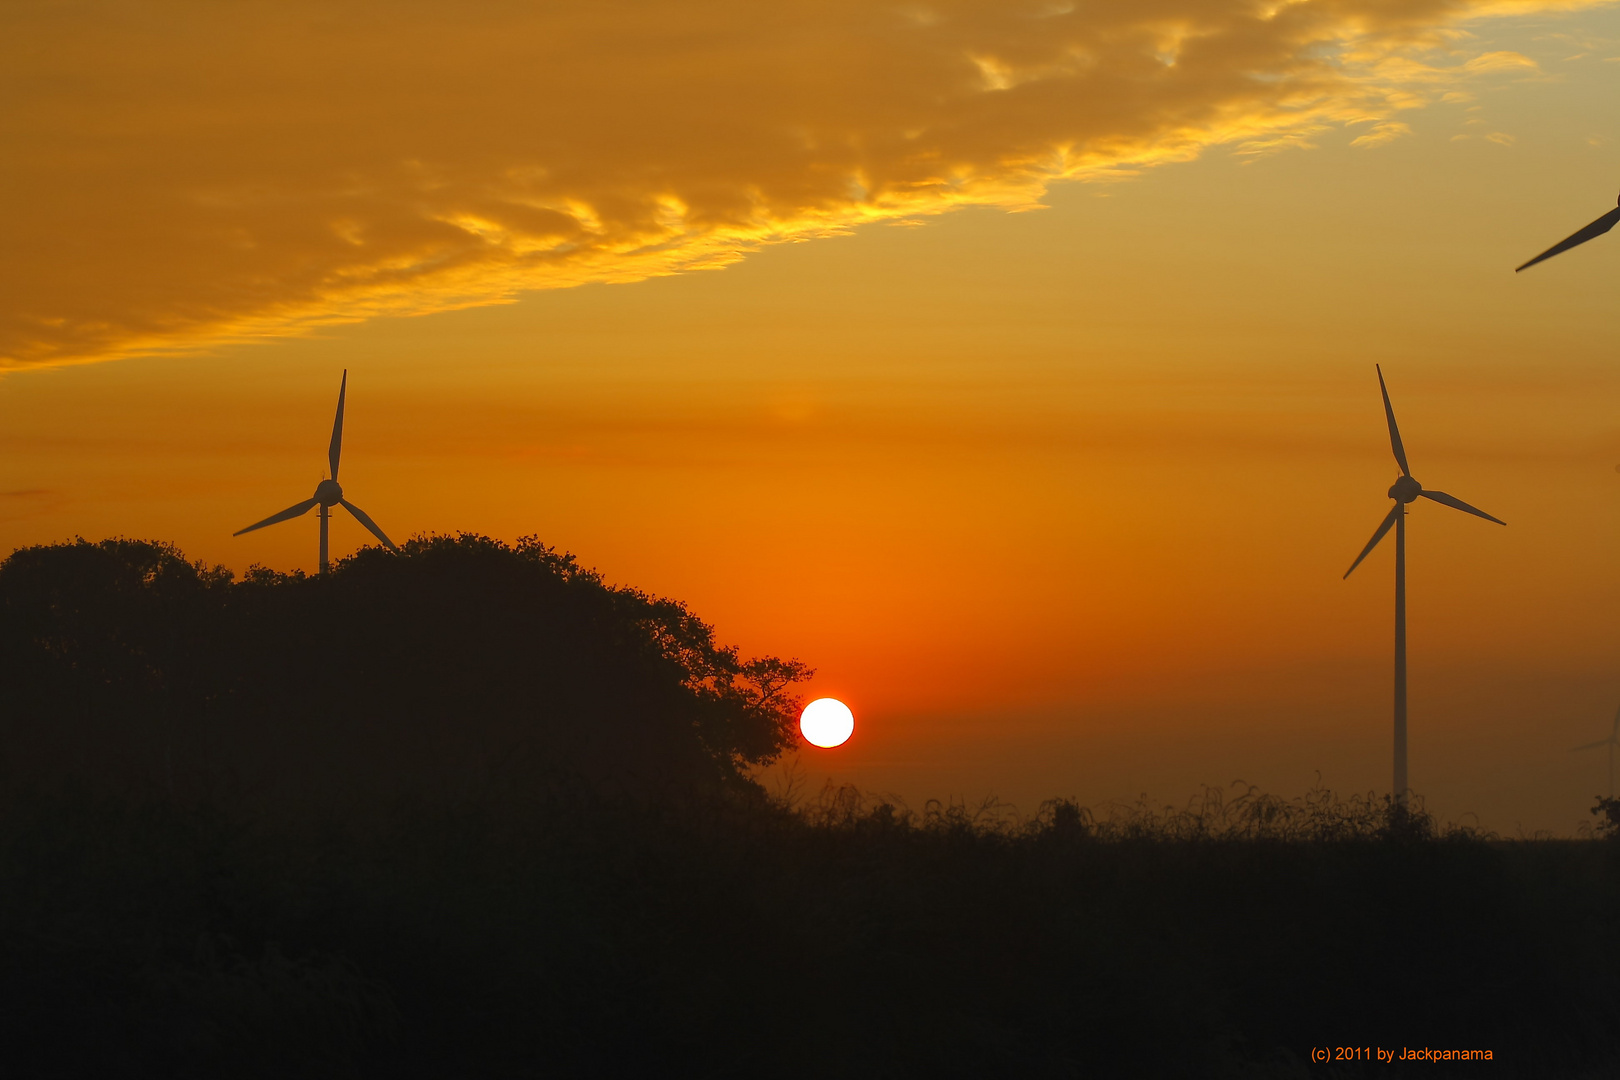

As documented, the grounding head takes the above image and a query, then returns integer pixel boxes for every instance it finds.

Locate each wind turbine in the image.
[233,370,398,574]
[1343,366,1505,803]
[1515,190,1620,272]
[1572,705,1620,800]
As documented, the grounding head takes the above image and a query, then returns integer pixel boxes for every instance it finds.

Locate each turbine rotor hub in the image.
[314,478,343,506]
[1389,474,1421,503]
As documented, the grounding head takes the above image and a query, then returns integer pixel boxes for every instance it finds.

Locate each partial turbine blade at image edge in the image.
[1375,365,1410,476]
[1343,503,1401,580]
[1572,740,1613,752]
[233,498,319,536]
[1417,489,1505,526]
[1515,206,1620,272]
[329,369,347,481]
[340,499,398,551]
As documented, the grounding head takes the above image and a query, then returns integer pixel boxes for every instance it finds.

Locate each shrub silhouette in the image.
[1592,796,1620,839]
[0,535,810,810]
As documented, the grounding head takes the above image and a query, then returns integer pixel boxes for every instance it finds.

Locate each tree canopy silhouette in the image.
[0,535,810,807]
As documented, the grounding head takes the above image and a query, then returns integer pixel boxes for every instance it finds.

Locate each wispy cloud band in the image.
[0,0,1600,366]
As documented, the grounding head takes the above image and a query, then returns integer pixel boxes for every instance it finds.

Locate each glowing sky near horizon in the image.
[3,0,1620,832]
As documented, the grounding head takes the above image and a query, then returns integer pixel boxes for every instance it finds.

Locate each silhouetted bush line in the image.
[792,777,1492,844]
[2,539,1618,1076]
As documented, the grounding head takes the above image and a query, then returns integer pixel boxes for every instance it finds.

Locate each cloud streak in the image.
[0,0,1600,366]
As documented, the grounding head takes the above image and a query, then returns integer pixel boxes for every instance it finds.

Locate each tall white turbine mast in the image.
[233,370,398,574]
[1342,366,1505,804]
[1572,705,1620,801]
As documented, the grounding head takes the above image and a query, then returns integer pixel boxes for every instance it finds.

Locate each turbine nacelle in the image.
[315,478,344,506]
[1388,475,1422,503]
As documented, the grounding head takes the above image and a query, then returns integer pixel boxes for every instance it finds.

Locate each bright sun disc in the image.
[800,697,854,748]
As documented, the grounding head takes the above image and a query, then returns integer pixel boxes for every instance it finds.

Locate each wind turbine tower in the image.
[1343,366,1505,803]
[234,370,398,574]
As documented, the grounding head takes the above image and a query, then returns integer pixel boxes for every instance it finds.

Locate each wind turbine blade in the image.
[1611,703,1620,740]
[1515,206,1620,272]
[1375,365,1410,477]
[340,499,398,551]
[1417,489,1505,526]
[1572,740,1612,752]
[1343,503,1400,580]
[233,498,319,536]
[329,370,347,482]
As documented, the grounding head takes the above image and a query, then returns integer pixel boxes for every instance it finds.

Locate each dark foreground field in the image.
[2,537,1617,1077]
[2,782,1618,1079]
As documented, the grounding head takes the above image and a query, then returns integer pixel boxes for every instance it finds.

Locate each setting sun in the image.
[800,697,854,748]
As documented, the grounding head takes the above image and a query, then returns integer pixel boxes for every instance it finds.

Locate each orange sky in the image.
[4,0,1620,831]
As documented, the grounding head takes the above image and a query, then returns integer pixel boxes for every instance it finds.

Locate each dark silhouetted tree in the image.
[0,535,810,809]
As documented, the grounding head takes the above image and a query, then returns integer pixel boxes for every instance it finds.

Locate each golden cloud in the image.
[0,0,1600,366]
